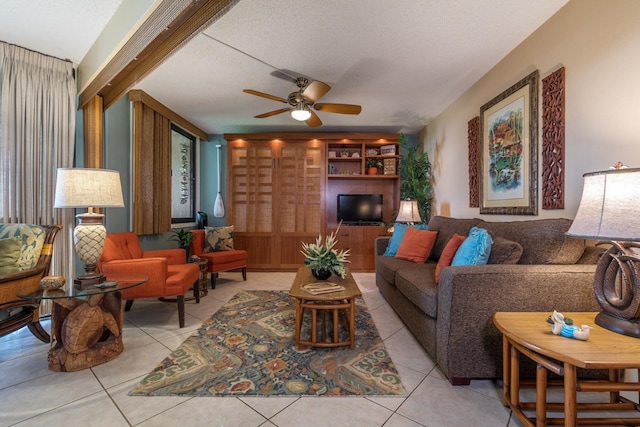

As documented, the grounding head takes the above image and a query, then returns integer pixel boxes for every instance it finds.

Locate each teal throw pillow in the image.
[384,222,428,256]
[451,227,493,266]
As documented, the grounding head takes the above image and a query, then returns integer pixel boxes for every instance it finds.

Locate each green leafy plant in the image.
[365,157,383,169]
[301,224,350,278]
[169,228,194,247]
[398,133,433,222]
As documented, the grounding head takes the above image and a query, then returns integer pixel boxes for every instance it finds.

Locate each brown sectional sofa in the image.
[375,216,602,385]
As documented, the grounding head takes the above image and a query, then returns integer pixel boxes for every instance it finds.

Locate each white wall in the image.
[425,0,640,221]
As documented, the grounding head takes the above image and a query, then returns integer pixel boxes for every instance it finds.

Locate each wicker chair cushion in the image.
[0,224,46,270]
[0,237,21,275]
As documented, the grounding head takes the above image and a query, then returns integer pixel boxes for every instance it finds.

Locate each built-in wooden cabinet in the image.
[224,133,399,271]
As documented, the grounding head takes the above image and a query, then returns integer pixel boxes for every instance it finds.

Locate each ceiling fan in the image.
[243,77,362,128]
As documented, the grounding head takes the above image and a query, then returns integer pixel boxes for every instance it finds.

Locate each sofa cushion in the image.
[383,222,428,256]
[204,225,235,252]
[395,263,439,318]
[435,233,465,284]
[0,237,21,275]
[427,216,480,261]
[452,227,493,266]
[376,255,412,286]
[488,236,523,264]
[0,223,46,270]
[395,228,438,263]
[477,218,585,264]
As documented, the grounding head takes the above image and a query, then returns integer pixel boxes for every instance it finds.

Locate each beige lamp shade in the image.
[395,199,422,223]
[54,168,124,208]
[566,168,640,241]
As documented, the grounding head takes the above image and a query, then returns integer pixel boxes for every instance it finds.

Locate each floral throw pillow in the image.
[203,225,235,252]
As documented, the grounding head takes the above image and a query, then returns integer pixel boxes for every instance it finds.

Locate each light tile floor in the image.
[0,272,636,426]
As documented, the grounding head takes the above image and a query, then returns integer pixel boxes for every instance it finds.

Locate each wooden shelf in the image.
[328,174,399,179]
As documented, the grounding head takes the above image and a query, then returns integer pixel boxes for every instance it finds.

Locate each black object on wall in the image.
[196,211,208,229]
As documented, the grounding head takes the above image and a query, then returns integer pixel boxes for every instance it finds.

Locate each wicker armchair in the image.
[0,224,62,342]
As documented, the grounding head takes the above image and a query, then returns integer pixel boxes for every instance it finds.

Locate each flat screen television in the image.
[337,194,383,224]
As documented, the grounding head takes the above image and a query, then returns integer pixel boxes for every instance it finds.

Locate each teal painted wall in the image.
[104,95,131,233]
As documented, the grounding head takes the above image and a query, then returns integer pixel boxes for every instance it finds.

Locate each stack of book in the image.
[302,282,345,295]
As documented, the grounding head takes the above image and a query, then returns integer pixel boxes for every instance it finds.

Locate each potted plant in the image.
[398,133,433,222]
[365,157,383,175]
[301,224,350,280]
[169,228,194,261]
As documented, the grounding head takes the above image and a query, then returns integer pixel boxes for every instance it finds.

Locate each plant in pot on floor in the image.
[301,224,350,280]
[169,228,194,262]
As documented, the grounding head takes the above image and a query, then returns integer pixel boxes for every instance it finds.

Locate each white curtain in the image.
[0,42,76,281]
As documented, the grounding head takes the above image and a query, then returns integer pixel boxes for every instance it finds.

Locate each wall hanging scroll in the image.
[479,70,538,215]
[541,67,565,210]
[468,116,480,208]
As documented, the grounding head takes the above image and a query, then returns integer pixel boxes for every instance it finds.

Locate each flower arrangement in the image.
[301,224,350,279]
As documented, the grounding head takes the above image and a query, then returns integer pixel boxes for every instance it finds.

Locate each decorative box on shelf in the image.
[380,145,396,156]
[383,158,396,175]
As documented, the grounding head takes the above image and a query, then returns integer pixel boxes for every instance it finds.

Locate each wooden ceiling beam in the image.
[78,0,238,111]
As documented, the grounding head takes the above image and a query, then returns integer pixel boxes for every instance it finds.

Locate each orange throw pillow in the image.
[435,233,466,284]
[394,228,438,263]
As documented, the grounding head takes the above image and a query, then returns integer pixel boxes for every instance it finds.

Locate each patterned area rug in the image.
[129,290,405,396]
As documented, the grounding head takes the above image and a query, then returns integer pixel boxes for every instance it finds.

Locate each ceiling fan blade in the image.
[305,110,322,128]
[302,80,331,102]
[314,103,362,115]
[243,89,287,103]
[255,108,289,118]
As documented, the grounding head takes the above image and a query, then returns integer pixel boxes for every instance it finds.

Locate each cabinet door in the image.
[329,226,363,271]
[277,142,325,268]
[227,142,275,267]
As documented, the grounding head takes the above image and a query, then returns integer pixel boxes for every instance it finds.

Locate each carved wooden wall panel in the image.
[468,116,480,208]
[542,67,565,210]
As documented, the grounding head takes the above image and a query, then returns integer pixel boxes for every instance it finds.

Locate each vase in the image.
[311,268,332,280]
[367,167,378,175]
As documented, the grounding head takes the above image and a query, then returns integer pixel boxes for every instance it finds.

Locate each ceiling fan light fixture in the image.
[290,104,311,121]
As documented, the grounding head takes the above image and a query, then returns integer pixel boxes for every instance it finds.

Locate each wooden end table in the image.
[289,267,361,350]
[494,312,640,427]
[19,274,148,372]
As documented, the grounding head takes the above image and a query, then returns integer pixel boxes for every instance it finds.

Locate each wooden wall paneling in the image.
[468,116,480,208]
[541,67,565,210]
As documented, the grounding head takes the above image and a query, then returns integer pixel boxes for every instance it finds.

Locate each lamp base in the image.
[74,273,106,290]
[595,311,640,338]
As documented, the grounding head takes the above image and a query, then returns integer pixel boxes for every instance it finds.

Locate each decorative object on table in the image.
[39,275,65,290]
[395,199,422,225]
[213,144,225,218]
[301,223,350,279]
[398,133,433,222]
[548,310,592,341]
[566,164,640,338]
[129,290,405,397]
[189,254,201,262]
[54,168,124,289]
[380,144,396,156]
[302,281,346,295]
[169,228,194,261]
[365,157,383,175]
[479,70,538,215]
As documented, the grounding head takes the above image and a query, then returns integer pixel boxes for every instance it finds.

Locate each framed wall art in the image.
[479,70,538,215]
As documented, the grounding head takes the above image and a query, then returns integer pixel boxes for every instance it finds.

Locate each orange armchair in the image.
[190,229,247,289]
[98,232,199,328]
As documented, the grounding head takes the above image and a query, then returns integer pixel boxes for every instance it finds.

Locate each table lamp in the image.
[566,165,640,337]
[395,199,422,224]
[54,168,124,289]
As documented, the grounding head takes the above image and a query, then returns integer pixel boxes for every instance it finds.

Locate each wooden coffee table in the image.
[289,267,361,350]
[494,312,640,427]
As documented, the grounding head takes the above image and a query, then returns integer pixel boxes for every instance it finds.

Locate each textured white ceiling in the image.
[0,0,122,64]
[0,0,569,135]
[135,0,569,134]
